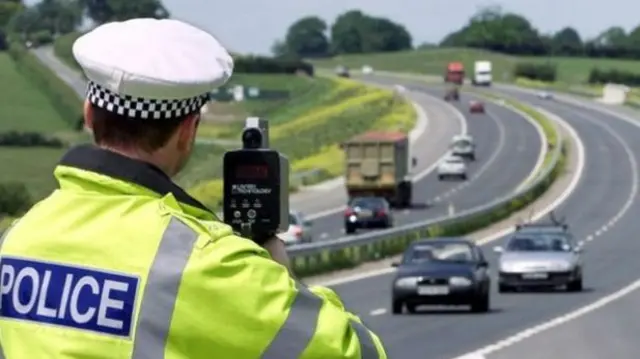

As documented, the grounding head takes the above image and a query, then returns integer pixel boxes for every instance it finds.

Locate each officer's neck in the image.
[99,145,176,178]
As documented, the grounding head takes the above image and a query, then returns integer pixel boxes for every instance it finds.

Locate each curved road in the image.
[328,90,640,359]
[309,85,543,241]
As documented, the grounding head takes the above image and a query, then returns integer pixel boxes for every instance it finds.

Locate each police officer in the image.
[0,18,387,359]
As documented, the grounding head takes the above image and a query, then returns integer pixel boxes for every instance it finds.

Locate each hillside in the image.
[310,47,640,83]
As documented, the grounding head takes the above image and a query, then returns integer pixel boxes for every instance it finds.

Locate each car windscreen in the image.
[350,197,385,209]
[446,157,463,164]
[451,139,472,147]
[506,234,572,252]
[403,243,475,264]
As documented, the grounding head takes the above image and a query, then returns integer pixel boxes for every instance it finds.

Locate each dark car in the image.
[344,196,393,234]
[391,238,491,314]
[335,65,350,78]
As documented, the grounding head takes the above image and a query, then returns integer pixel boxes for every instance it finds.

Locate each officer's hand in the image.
[263,237,292,272]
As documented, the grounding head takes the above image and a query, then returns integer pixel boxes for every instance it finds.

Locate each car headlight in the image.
[449,276,472,286]
[395,277,419,288]
[499,262,516,272]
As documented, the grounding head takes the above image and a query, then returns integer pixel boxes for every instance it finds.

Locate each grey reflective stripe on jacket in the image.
[130,217,379,359]
[260,283,380,359]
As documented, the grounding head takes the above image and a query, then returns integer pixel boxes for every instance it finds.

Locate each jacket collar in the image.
[58,144,214,216]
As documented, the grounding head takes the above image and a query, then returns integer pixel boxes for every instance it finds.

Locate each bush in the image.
[234,55,314,76]
[7,41,83,128]
[53,31,82,70]
[0,182,32,216]
[513,62,557,82]
[0,131,64,147]
[29,30,54,46]
[588,68,640,86]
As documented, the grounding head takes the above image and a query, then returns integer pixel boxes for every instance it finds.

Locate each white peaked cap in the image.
[73,18,234,120]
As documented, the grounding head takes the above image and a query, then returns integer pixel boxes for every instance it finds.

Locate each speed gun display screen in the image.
[235,164,269,180]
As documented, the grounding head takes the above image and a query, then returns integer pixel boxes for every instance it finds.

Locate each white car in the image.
[450,135,476,161]
[437,155,468,180]
[278,211,313,246]
[537,91,554,99]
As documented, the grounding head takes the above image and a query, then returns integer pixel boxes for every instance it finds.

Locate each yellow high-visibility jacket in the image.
[0,145,387,359]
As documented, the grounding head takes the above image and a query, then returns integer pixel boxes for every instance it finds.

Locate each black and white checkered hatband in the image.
[87,81,210,120]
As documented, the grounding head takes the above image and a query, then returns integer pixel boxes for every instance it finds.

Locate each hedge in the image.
[0,131,64,148]
[289,100,565,277]
[588,68,640,87]
[0,182,32,217]
[513,62,557,82]
[7,41,83,128]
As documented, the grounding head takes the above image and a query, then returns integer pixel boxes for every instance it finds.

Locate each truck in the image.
[342,131,417,208]
[472,61,492,86]
[444,85,460,101]
[444,62,465,85]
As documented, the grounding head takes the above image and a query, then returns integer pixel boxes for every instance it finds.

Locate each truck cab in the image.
[445,62,465,85]
[473,61,492,86]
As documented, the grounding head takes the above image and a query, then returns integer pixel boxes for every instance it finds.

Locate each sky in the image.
[161,0,640,55]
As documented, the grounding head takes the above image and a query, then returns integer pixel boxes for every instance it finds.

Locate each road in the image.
[328,90,640,359]
[308,84,543,241]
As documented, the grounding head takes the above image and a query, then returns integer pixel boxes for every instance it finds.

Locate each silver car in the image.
[278,211,313,246]
[494,225,584,292]
[437,155,467,180]
[450,135,476,161]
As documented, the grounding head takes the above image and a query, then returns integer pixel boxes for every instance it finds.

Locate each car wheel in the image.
[498,284,513,293]
[567,277,583,292]
[392,300,403,315]
[470,292,490,313]
[460,174,467,180]
[469,155,476,161]
[345,226,356,234]
[438,175,445,181]
[406,304,418,314]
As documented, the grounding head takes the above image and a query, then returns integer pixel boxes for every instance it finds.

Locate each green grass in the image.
[0,53,70,133]
[199,74,336,139]
[53,32,82,71]
[0,52,76,201]
[0,148,66,200]
[310,47,640,84]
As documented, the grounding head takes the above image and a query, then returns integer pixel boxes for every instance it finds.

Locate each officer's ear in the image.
[83,100,94,131]
[176,113,200,150]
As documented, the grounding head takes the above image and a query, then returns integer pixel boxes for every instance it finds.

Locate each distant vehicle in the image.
[537,91,554,99]
[450,134,476,160]
[437,155,467,180]
[472,60,492,86]
[494,215,584,292]
[362,65,374,74]
[278,211,313,246]
[444,86,460,101]
[344,196,393,234]
[444,62,465,85]
[391,238,491,314]
[469,100,485,114]
[342,131,416,208]
[335,65,350,78]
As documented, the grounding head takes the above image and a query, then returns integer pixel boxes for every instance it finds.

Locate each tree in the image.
[439,7,546,55]
[283,16,329,58]
[551,27,583,55]
[0,0,24,30]
[81,0,169,25]
[270,39,289,57]
[330,10,412,55]
[36,0,82,34]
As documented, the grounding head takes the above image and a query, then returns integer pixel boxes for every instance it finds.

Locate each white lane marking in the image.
[428,109,506,202]
[306,93,467,221]
[369,308,387,316]
[454,98,639,359]
[316,110,585,287]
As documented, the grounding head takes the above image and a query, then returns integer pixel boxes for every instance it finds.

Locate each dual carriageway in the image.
[35,47,640,358]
